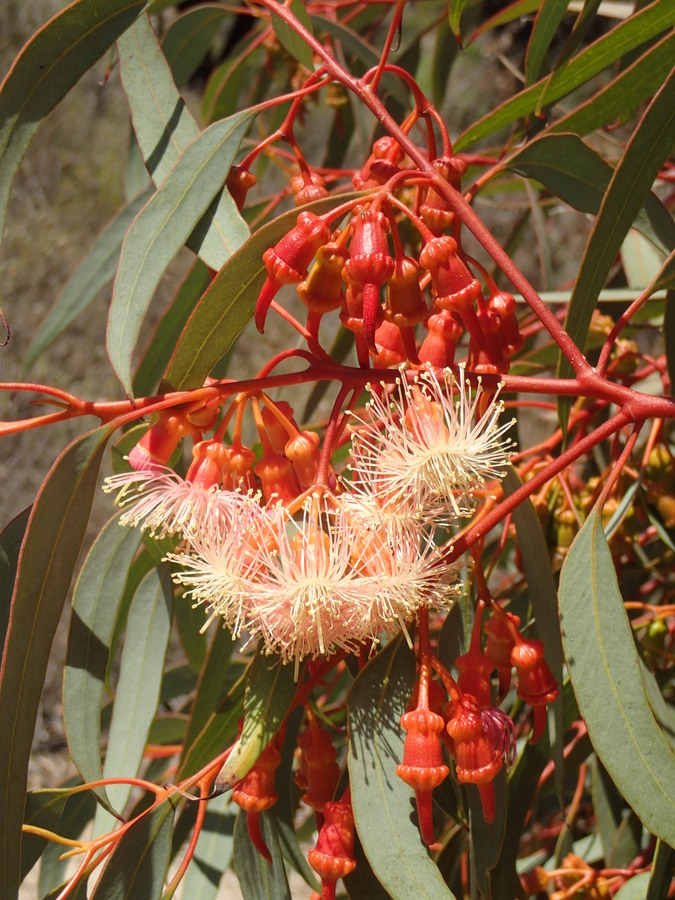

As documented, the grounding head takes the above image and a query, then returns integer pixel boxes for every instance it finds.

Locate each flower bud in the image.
[343,209,395,349]
[307,799,356,899]
[511,637,559,743]
[127,411,191,472]
[396,706,449,844]
[255,212,331,332]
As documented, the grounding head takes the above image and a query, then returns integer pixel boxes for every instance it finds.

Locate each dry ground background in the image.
[0,2,592,895]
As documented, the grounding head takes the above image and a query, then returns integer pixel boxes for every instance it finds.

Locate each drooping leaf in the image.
[232,809,291,900]
[21,788,72,881]
[107,109,253,395]
[117,14,248,270]
[133,259,212,398]
[455,0,675,151]
[213,652,299,792]
[557,71,675,409]
[0,0,148,242]
[0,426,111,900]
[23,187,153,372]
[164,193,361,391]
[525,0,569,85]
[91,798,177,899]
[64,516,143,810]
[347,638,454,899]
[271,0,315,70]
[559,508,675,845]
[0,506,30,655]
[161,6,232,88]
[93,564,173,835]
[180,791,236,900]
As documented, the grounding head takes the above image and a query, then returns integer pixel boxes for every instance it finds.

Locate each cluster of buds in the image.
[397,603,559,836]
[253,142,524,377]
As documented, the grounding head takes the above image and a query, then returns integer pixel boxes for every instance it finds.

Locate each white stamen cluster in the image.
[103,366,514,663]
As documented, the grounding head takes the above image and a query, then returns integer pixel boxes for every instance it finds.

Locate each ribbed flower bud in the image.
[511,637,559,743]
[232,742,282,864]
[291,171,329,206]
[254,452,302,504]
[307,799,356,900]
[285,430,321,487]
[419,236,482,342]
[484,612,520,698]
[445,696,502,823]
[226,164,257,211]
[255,212,331,332]
[261,401,299,454]
[419,156,467,236]
[298,717,341,814]
[418,308,463,368]
[385,256,427,327]
[488,291,523,357]
[396,706,449,844]
[221,444,256,492]
[184,440,229,489]
[343,209,395,349]
[455,643,495,709]
[297,243,347,314]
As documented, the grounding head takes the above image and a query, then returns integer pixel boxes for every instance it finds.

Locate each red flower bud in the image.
[254,451,302,504]
[255,212,331,332]
[226,164,256,211]
[419,157,466,236]
[511,638,559,743]
[184,440,229,489]
[308,799,356,899]
[455,643,495,709]
[297,243,347,314]
[385,256,427,327]
[285,430,321,488]
[298,717,341,814]
[232,742,282,864]
[419,236,482,342]
[488,291,523,357]
[372,320,408,368]
[484,612,520,698]
[291,172,328,206]
[418,308,463,368]
[127,411,191,472]
[396,706,449,844]
[343,209,395,349]
[445,696,502,823]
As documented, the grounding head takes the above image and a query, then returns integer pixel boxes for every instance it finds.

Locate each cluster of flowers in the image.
[104,367,515,665]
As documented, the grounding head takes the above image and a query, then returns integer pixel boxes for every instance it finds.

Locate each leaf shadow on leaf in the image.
[66,610,109,681]
[146,99,185,176]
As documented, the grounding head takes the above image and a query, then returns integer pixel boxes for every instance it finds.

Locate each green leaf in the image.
[23,188,153,372]
[164,193,361,390]
[615,873,652,899]
[0,506,30,655]
[37,787,97,895]
[0,0,148,242]
[347,638,455,899]
[447,0,472,42]
[559,508,675,845]
[161,6,231,88]
[270,0,314,70]
[648,840,675,900]
[0,426,111,900]
[94,564,173,834]
[502,469,564,806]
[180,792,235,899]
[455,0,675,151]
[467,769,507,898]
[117,14,248,270]
[506,133,675,258]
[177,671,246,779]
[202,43,267,124]
[180,624,237,763]
[107,109,253,395]
[548,33,675,139]
[21,788,71,880]
[558,71,675,395]
[467,0,541,44]
[213,652,298,792]
[525,0,569,85]
[91,799,177,899]
[133,259,212,397]
[64,516,143,809]
[232,809,291,900]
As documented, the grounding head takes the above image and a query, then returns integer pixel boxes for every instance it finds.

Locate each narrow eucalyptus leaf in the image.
[559,509,675,844]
